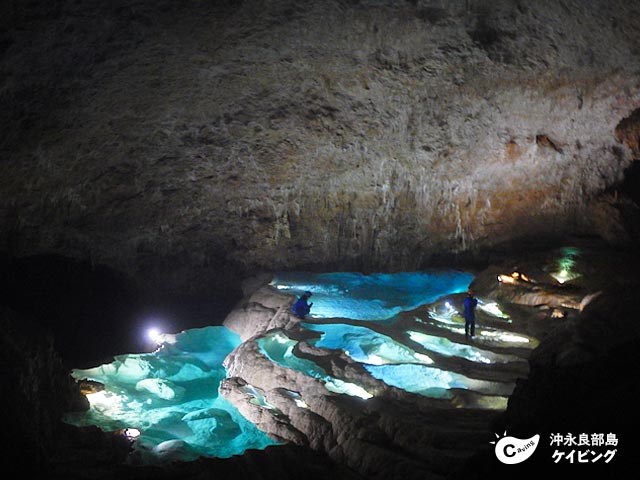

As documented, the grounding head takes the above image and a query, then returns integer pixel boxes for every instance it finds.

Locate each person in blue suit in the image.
[463,288,478,338]
[292,291,313,319]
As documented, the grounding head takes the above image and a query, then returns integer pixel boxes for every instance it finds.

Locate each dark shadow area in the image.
[1,306,364,480]
[611,159,640,204]
[452,339,639,479]
[451,265,640,479]
[0,253,241,368]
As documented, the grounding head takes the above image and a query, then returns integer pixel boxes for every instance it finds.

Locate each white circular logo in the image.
[491,432,540,464]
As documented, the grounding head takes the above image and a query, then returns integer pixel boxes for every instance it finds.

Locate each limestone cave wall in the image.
[1,0,640,293]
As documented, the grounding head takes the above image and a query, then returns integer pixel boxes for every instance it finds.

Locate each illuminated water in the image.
[65,269,526,464]
[270,270,474,320]
[257,330,374,399]
[547,246,582,284]
[364,363,513,398]
[406,331,522,364]
[297,322,517,399]
[302,322,434,365]
[64,326,278,464]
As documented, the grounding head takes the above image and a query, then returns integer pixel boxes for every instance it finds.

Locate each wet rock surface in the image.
[2,242,639,478]
[0,305,364,479]
[221,243,640,478]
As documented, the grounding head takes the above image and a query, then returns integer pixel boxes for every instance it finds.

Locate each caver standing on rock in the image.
[292,291,313,319]
[464,288,478,338]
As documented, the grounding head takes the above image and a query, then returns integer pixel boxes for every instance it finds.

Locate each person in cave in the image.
[464,288,478,338]
[292,291,313,319]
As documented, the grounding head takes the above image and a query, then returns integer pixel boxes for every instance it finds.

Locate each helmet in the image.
[303,291,312,297]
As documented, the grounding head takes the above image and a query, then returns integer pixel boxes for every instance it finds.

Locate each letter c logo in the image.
[503,444,516,457]
[493,434,539,464]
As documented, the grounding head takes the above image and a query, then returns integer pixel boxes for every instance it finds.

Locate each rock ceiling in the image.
[1,0,639,293]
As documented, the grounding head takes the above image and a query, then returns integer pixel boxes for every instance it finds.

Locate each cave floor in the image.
[50,240,640,478]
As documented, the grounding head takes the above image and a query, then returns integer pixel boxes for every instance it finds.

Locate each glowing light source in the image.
[147,327,162,344]
[67,269,543,465]
[550,269,580,284]
[66,326,278,464]
[497,272,533,284]
[548,246,581,284]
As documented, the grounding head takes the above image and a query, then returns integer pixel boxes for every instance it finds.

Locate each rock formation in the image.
[1,0,640,295]
[220,244,639,478]
[1,0,640,477]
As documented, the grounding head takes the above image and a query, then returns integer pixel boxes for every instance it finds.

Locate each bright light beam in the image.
[147,328,165,346]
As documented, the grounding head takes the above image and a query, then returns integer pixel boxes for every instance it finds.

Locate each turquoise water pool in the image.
[65,326,278,464]
[270,270,474,320]
[65,269,497,463]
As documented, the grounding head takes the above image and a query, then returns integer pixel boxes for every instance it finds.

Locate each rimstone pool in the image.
[65,269,537,464]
